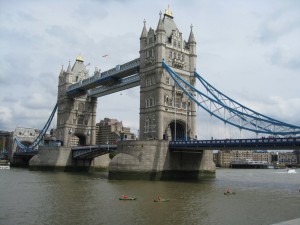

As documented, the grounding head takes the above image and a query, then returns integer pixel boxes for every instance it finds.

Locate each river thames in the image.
[0,168,299,225]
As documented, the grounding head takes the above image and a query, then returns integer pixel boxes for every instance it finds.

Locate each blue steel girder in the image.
[67,58,140,97]
[72,145,117,160]
[162,61,300,136]
[15,104,58,152]
[169,137,300,151]
[194,71,299,130]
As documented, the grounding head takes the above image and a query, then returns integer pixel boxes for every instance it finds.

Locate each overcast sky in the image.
[1,0,300,139]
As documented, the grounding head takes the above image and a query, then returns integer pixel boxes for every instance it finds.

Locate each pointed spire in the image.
[59,65,64,77]
[66,60,72,73]
[156,11,165,32]
[188,24,196,44]
[165,5,173,18]
[140,19,148,39]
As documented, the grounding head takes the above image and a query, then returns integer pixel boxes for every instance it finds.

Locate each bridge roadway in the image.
[72,145,117,160]
[67,58,140,97]
[13,137,299,161]
[169,137,300,152]
[14,150,38,157]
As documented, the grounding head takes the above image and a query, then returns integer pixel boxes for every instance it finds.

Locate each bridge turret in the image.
[156,11,166,63]
[140,19,148,50]
[188,25,197,72]
[65,60,73,83]
[59,65,64,78]
[56,57,97,147]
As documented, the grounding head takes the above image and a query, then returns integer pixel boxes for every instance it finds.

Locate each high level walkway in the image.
[67,58,140,97]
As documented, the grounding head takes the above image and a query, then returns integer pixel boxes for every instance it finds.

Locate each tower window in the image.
[146,97,156,108]
[78,115,84,125]
[166,77,170,85]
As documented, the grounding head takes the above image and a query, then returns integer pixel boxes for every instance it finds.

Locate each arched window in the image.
[78,103,84,111]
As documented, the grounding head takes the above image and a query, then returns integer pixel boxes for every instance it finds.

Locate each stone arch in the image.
[166,120,187,141]
[16,141,32,152]
[70,133,88,146]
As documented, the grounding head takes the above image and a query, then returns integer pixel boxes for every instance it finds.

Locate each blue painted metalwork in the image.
[169,137,300,151]
[194,71,300,129]
[162,61,300,136]
[72,145,117,159]
[15,104,58,152]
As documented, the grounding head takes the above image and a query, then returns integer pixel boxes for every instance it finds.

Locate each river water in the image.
[0,168,299,225]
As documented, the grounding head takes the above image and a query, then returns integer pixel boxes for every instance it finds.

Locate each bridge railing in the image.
[68,73,101,91]
[100,58,140,78]
[169,137,300,150]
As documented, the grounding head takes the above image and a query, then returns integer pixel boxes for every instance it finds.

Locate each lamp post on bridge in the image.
[106,135,109,151]
[87,129,91,151]
[186,101,190,141]
[68,128,73,147]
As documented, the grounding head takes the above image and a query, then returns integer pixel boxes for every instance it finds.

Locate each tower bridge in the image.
[14,7,300,179]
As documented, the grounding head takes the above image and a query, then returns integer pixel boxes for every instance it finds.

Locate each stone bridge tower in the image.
[139,7,197,141]
[56,56,97,147]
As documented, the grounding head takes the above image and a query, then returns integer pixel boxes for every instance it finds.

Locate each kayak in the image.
[154,198,169,202]
[119,197,137,200]
[224,192,236,195]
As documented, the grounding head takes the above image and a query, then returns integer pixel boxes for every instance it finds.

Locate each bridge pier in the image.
[11,155,33,167]
[29,146,110,171]
[109,140,215,180]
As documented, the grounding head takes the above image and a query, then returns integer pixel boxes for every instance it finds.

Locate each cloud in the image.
[0,0,299,140]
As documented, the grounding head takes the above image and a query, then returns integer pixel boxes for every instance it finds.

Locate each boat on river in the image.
[154,198,169,202]
[0,165,10,169]
[0,161,10,169]
[119,196,136,200]
[224,192,236,195]
[287,169,296,174]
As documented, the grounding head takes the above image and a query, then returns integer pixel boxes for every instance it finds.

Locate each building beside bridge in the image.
[0,131,12,159]
[216,150,271,167]
[215,150,298,167]
[95,118,136,145]
[276,151,298,164]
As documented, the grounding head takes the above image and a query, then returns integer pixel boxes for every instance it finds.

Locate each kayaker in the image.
[157,195,161,201]
[226,188,232,194]
[122,195,128,199]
